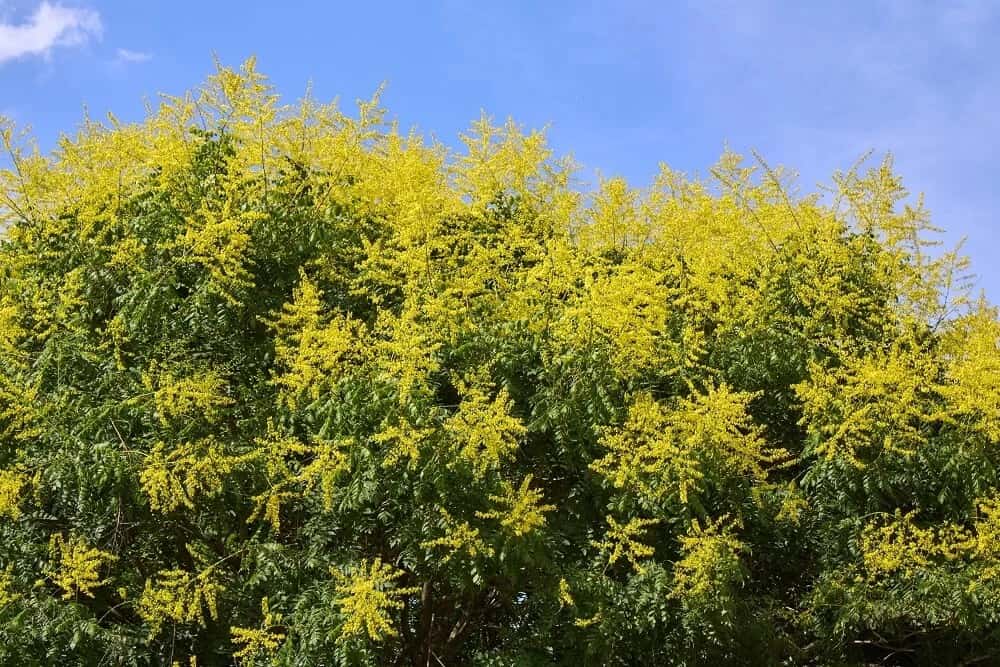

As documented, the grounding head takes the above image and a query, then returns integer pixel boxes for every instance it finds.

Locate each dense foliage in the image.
[1,59,998,666]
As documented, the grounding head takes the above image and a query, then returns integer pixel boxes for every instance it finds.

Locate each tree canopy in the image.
[0,58,998,666]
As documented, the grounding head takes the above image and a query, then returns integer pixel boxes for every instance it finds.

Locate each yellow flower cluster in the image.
[0,468,27,520]
[268,271,360,408]
[591,516,660,573]
[669,516,744,603]
[796,339,942,468]
[370,305,443,405]
[46,533,118,600]
[973,497,1000,561]
[861,511,955,579]
[333,558,420,642]
[231,597,286,663]
[0,294,24,354]
[859,499,1000,583]
[137,567,223,636]
[140,438,247,513]
[774,481,809,524]
[246,426,350,529]
[593,385,781,505]
[373,418,433,469]
[554,263,673,379]
[940,298,1000,442]
[0,566,19,608]
[455,114,559,212]
[0,375,43,441]
[476,475,555,537]
[420,509,494,563]
[106,237,146,271]
[182,199,263,304]
[573,612,603,629]
[557,577,575,608]
[444,386,526,477]
[296,437,352,512]
[141,366,234,426]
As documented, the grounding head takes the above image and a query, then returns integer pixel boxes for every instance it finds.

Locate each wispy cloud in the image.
[115,48,152,64]
[0,2,101,65]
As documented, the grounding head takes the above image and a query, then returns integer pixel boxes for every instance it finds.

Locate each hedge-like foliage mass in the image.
[1,59,999,665]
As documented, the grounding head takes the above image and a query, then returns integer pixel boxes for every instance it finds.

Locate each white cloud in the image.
[115,48,151,64]
[0,2,101,65]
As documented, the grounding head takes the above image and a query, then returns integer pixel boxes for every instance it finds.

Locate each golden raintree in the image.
[0,59,999,665]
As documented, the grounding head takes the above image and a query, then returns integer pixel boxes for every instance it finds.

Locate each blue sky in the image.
[2,0,998,301]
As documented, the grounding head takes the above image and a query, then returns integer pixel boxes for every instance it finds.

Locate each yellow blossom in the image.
[0,566,19,608]
[137,567,223,637]
[268,270,360,408]
[670,516,744,603]
[182,198,262,303]
[374,418,433,468]
[573,612,602,628]
[231,597,286,663]
[246,426,350,528]
[370,305,442,404]
[420,509,494,563]
[332,558,420,642]
[444,386,526,477]
[140,438,246,513]
[141,365,234,425]
[0,468,27,520]
[775,481,809,524]
[940,298,1000,442]
[796,339,942,468]
[297,437,351,511]
[476,475,555,537]
[591,516,660,573]
[593,385,782,505]
[46,533,118,600]
[558,577,575,608]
